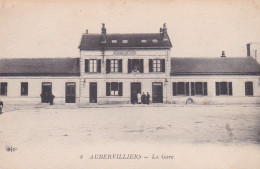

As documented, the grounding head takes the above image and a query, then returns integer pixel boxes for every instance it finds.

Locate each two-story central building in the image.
[78,23,172,105]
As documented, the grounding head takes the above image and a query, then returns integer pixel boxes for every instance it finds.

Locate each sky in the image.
[0,0,260,58]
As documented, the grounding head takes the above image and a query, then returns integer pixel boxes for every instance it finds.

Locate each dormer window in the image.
[112,40,117,43]
[122,40,128,43]
[141,40,147,43]
[152,39,158,43]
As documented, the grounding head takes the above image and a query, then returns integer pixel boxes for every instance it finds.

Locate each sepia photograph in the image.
[0,0,260,169]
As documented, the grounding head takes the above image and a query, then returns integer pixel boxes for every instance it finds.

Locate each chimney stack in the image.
[221,51,226,57]
[86,29,88,34]
[162,23,168,40]
[247,43,251,57]
[101,23,106,35]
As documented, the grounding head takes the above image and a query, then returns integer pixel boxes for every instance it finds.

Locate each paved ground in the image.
[0,106,259,169]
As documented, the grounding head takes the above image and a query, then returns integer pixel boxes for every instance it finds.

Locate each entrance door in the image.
[131,82,141,104]
[41,82,52,103]
[65,82,76,103]
[152,82,163,103]
[89,82,97,103]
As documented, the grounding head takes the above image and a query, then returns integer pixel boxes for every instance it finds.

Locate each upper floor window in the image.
[152,39,158,43]
[112,40,117,43]
[0,82,7,96]
[216,82,232,96]
[141,40,147,43]
[106,82,123,96]
[245,81,253,96]
[128,59,143,73]
[149,59,165,72]
[21,82,28,96]
[106,59,122,73]
[85,59,101,73]
[122,40,128,43]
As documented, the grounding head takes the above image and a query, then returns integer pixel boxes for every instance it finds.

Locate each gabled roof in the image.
[170,57,260,76]
[0,58,80,76]
[78,33,172,50]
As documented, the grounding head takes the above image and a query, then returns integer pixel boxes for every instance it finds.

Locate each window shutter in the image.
[185,82,189,96]
[203,82,208,96]
[139,59,144,73]
[172,82,177,96]
[149,59,153,72]
[97,59,101,73]
[118,59,122,72]
[106,82,110,96]
[228,82,232,96]
[161,59,165,72]
[128,59,132,73]
[106,59,110,73]
[85,59,89,72]
[119,82,123,96]
[216,82,220,96]
[191,82,195,96]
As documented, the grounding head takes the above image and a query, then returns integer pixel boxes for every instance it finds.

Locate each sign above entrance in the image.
[113,50,136,56]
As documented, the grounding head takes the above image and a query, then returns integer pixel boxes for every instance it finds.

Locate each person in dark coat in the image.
[0,99,3,114]
[49,94,55,105]
[146,92,150,105]
[141,92,146,104]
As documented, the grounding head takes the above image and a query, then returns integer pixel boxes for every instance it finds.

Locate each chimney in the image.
[247,43,251,57]
[162,23,168,40]
[101,23,106,35]
[86,29,88,34]
[221,51,226,57]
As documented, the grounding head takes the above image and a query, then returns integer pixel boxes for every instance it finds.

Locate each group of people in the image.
[40,93,55,105]
[136,92,150,105]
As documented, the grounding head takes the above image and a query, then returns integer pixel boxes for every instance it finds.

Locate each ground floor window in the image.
[106,82,123,96]
[0,82,7,96]
[21,82,28,96]
[172,82,189,96]
[172,82,207,96]
[191,82,207,96]
[245,81,253,96]
[216,82,232,96]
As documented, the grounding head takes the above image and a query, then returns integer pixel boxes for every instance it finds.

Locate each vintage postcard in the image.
[0,0,260,169]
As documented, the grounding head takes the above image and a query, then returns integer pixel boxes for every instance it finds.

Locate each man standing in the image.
[141,92,146,104]
[0,99,3,114]
[50,94,55,105]
[146,92,150,105]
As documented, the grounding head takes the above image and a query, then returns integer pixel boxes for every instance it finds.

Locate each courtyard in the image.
[0,105,259,169]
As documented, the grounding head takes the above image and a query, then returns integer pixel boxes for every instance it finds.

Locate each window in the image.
[141,40,147,43]
[128,59,144,73]
[245,81,253,96]
[149,59,165,72]
[0,82,7,96]
[85,59,101,73]
[152,39,158,43]
[21,82,28,96]
[106,82,123,96]
[122,40,128,43]
[191,82,207,96]
[112,40,117,43]
[172,82,189,96]
[106,59,122,73]
[216,82,232,96]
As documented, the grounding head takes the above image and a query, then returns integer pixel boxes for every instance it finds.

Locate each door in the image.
[65,82,76,103]
[131,82,141,104]
[89,82,97,103]
[152,82,163,103]
[41,82,52,103]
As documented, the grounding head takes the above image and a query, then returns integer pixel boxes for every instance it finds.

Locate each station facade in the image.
[0,24,260,105]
